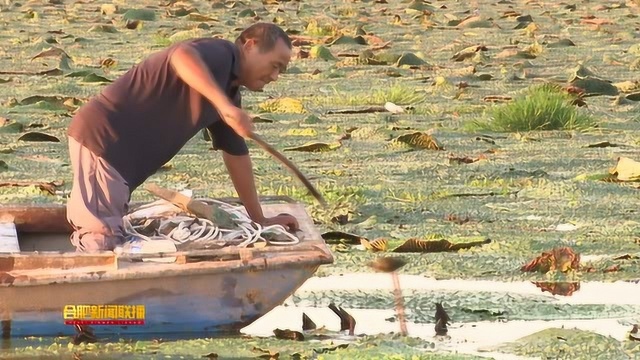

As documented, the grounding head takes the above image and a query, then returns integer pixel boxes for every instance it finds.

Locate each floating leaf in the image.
[360,238,388,252]
[533,282,581,296]
[88,25,118,33]
[283,142,341,152]
[451,45,487,62]
[237,9,257,17]
[272,329,303,341]
[285,128,318,137]
[313,344,349,354]
[456,16,494,28]
[17,132,60,142]
[327,35,367,46]
[321,231,367,245]
[0,180,63,195]
[123,9,156,21]
[31,47,70,61]
[395,52,427,67]
[392,238,491,253]
[626,92,640,101]
[570,77,619,96]
[0,161,8,172]
[100,4,118,15]
[584,141,620,148]
[546,38,576,48]
[0,120,24,134]
[13,95,82,110]
[327,106,387,114]
[614,80,640,93]
[609,156,640,181]
[388,131,444,150]
[81,73,112,83]
[521,247,580,273]
[259,97,306,114]
[310,45,337,61]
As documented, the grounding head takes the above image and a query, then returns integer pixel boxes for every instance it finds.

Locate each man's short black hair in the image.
[235,22,292,52]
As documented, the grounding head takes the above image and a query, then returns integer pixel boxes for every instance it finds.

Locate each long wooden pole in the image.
[391,271,408,336]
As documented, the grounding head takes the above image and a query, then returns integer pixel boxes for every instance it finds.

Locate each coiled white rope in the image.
[121,197,300,249]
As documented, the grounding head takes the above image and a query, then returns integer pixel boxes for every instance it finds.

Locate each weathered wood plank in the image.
[0,223,20,253]
[0,252,116,272]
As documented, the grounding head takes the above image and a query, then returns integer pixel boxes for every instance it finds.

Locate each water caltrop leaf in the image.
[17,132,60,142]
[396,52,427,67]
[123,9,156,21]
[286,128,318,137]
[0,121,24,133]
[259,97,306,113]
[389,131,444,150]
[546,38,576,48]
[570,77,619,96]
[81,73,112,83]
[88,25,118,33]
[392,238,491,253]
[283,141,341,152]
[310,45,337,61]
[520,247,580,273]
[609,156,640,181]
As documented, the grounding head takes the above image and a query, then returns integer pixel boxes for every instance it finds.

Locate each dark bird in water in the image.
[434,302,451,336]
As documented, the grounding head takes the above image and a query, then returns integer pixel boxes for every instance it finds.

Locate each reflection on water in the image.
[533,281,581,296]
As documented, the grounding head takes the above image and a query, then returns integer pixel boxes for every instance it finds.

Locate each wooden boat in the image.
[0,196,334,340]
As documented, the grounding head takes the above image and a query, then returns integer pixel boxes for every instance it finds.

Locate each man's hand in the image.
[257,213,299,232]
[218,104,254,139]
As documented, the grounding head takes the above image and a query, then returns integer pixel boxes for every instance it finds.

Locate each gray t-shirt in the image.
[68,38,248,191]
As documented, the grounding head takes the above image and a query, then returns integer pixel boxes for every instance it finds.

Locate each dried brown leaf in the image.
[533,281,581,296]
[520,247,580,273]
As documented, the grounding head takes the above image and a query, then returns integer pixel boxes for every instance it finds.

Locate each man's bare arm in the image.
[222,152,265,223]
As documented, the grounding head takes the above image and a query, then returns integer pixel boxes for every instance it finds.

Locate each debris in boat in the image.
[72,324,97,345]
[302,312,317,331]
[533,281,581,296]
[392,237,491,253]
[273,328,304,341]
[328,303,356,336]
[202,352,219,359]
[521,247,580,273]
[120,188,302,252]
[434,302,451,336]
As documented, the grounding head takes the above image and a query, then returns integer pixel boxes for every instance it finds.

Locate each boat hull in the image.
[1,264,318,338]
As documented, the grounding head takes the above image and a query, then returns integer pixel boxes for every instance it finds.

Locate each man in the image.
[66,22,299,252]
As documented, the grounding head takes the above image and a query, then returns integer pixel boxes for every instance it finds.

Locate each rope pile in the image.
[121,198,301,250]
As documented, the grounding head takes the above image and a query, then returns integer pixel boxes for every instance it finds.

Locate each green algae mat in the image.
[1,0,640,358]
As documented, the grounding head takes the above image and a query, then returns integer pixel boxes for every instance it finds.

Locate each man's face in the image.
[240,38,292,91]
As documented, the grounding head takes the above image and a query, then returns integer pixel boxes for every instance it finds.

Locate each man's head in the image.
[235,23,292,91]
